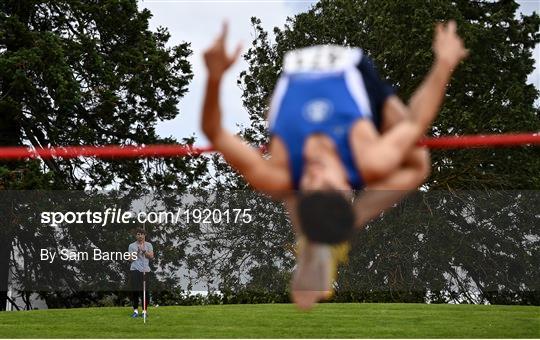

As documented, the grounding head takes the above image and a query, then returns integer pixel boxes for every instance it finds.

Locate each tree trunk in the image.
[0,230,13,311]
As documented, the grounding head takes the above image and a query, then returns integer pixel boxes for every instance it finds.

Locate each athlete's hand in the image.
[203,21,242,80]
[433,20,469,70]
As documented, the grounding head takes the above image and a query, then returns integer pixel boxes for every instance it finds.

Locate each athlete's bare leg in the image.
[354,147,430,227]
[348,21,467,183]
[352,92,433,227]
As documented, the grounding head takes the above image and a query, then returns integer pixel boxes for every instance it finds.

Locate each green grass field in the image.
[0,303,538,338]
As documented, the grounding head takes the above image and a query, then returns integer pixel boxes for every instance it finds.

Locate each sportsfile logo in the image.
[41,208,135,227]
[40,207,253,226]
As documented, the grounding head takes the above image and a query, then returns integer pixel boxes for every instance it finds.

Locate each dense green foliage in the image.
[234,0,540,304]
[240,0,540,190]
[0,0,204,310]
[0,0,200,189]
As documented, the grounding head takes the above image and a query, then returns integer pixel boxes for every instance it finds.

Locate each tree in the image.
[0,0,206,309]
[180,190,295,300]
[238,0,540,303]
[240,0,540,189]
[337,191,539,304]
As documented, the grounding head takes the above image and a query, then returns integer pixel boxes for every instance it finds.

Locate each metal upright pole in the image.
[143,272,146,324]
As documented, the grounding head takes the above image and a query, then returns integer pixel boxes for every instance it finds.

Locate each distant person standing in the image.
[128,229,154,318]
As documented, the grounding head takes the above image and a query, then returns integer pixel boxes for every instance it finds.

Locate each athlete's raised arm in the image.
[201,22,290,192]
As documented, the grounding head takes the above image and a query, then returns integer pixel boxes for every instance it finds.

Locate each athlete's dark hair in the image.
[135,228,147,236]
[297,191,355,244]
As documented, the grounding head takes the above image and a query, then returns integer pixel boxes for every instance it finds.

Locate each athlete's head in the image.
[297,135,355,244]
[135,228,147,242]
[297,190,355,244]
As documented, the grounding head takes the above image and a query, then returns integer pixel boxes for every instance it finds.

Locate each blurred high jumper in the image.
[200,21,468,310]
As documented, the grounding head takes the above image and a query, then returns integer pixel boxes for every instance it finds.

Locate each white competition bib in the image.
[283,45,362,73]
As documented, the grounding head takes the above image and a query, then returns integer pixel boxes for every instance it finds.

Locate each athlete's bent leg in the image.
[349,119,425,183]
[354,147,430,228]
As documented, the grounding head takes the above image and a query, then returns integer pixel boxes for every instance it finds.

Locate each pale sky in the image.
[138,1,539,146]
[139,0,316,145]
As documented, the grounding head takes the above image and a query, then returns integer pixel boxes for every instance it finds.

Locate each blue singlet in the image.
[269,45,394,189]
